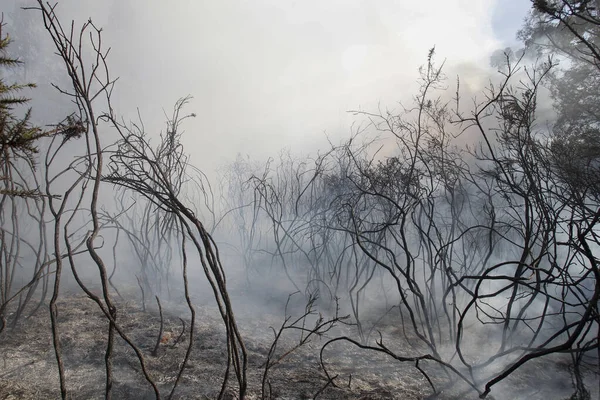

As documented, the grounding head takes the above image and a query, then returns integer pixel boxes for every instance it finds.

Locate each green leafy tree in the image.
[519,1,600,198]
[520,0,600,65]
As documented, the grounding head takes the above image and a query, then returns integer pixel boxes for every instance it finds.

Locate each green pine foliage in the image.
[0,20,45,197]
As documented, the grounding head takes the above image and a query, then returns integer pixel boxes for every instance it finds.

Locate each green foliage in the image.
[519,0,600,65]
[0,21,46,197]
[518,0,600,199]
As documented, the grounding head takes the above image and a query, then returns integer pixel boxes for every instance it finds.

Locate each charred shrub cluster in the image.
[0,1,599,399]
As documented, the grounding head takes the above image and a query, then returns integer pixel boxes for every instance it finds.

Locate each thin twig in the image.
[152,296,164,357]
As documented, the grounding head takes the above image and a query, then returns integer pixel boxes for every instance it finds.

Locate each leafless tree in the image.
[103,97,248,399]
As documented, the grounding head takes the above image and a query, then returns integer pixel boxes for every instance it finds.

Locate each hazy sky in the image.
[6,0,533,174]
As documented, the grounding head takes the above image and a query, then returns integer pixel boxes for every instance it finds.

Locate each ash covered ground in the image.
[0,285,593,400]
